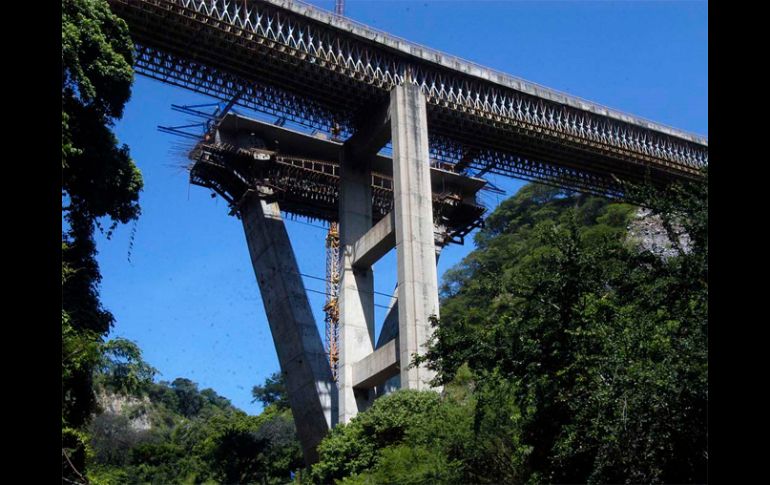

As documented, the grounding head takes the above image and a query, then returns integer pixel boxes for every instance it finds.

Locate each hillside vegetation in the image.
[77,174,706,485]
[62,0,143,479]
[86,368,302,484]
[311,175,707,484]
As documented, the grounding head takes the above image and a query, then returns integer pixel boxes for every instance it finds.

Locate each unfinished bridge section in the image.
[190,113,486,244]
[109,0,708,464]
[188,109,487,459]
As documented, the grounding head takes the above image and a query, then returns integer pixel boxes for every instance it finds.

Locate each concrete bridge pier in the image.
[234,83,445,459]
[240,193,336,464]
[374,240,444,397]
[390,83,441,391]
[336,82,442,424]
[337,148,377,424]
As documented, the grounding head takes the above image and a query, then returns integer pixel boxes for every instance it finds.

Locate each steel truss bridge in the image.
[109,0,707,200]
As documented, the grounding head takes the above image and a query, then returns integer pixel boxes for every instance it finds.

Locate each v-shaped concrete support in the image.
[240,194,336,464]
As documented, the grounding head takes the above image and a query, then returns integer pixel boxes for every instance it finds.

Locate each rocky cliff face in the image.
[95,390,153,431]
[627,207,691,259]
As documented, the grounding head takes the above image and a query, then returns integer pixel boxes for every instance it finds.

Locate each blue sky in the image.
[95,0,707,415]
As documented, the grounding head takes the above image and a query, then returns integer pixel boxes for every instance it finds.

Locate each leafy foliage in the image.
[211,412,303,485]
[61,0,143,479]
[420,176,707,483]
[314,174,707,484]
[252,371,290,411]
[89,412,149,467]
[87,373,303,485]
[62,0,141,228]
[97,338,158,396]
[312,390,460,483]
[342,444,459,485]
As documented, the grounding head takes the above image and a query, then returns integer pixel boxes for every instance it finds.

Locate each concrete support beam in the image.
[344,99,391,162]
[352,211,395,269]
[338,149,376,424]
[375,240,443,352]
[240,195,335,464]
[390,83,440,391]
[352,338,400,389]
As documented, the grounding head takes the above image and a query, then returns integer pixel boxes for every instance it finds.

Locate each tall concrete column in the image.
[390,83,440,390]
[337,152,376,424]
[240,194,335,463]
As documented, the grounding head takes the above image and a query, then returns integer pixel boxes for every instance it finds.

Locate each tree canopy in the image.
[86,369,303,485]
[251,371,290,411]
[312,173,707,484]
[62,0,143,480]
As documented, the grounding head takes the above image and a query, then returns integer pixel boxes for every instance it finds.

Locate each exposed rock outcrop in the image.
[627,208,691,259]
[95,390,152,431]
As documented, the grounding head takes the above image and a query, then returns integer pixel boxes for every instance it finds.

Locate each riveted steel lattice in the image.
[110,0,707,199]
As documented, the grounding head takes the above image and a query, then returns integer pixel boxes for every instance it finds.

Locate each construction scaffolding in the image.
[323,222,341,381]
[188,113,487,244]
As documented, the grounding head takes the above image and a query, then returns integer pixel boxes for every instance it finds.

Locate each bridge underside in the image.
[189,113,487,245]
[110,0,706,201]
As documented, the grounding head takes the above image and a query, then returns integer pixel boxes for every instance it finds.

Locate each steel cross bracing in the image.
[109,0,707,198]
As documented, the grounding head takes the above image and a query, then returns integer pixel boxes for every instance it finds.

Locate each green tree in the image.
[312,391,443,483]
[417,174,707,483]
[341,444,459,485]
[311,389,472,485]
[251,371,290,410]
[210,413,303,485]
[169,378,206,418]
[97,338,157,396]
[88,412,148,467]
[88,374,303,485]
[62,0,142,480]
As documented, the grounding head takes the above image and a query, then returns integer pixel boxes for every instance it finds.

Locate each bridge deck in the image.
[109,0,707,198]
[267,0,705,146]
